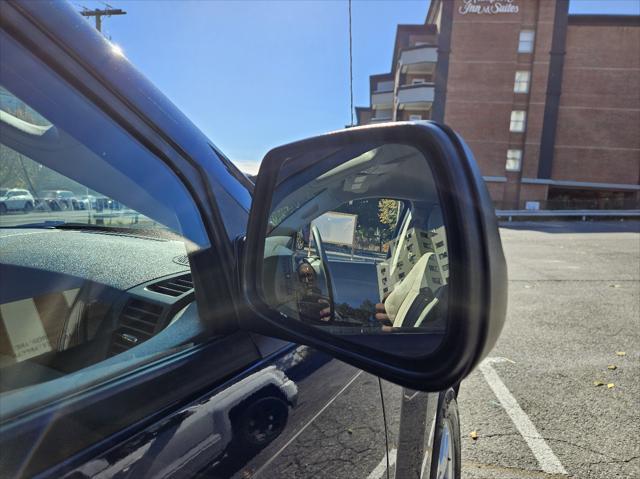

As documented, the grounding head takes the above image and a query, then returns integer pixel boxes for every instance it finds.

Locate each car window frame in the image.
[1,1,240,321]
[0,4,257,476]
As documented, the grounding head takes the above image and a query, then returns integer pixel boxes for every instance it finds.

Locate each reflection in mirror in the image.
[262,143,448,339]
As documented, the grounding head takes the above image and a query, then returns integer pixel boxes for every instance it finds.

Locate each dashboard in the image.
[0,228,197,392]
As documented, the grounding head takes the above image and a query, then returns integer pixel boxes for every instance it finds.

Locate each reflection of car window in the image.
[0,33,210,416]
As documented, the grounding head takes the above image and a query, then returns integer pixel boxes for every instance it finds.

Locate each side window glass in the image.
[0,33,209,402]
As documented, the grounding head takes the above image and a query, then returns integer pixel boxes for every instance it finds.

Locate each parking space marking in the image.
[480,358,567,475]
[367,448,397,479]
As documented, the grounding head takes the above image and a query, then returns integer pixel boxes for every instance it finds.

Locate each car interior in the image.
[0,52,210,404]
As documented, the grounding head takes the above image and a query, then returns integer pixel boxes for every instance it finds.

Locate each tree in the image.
[378,199,399,228]
[378,199,400,243]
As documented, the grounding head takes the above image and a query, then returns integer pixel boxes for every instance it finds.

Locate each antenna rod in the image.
[348,0,354,127]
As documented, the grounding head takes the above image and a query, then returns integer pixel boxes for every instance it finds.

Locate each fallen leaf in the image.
[616,351,626,357]
[470,431,478,440]
[347,428,353,435]
[607,383,615,389]
[593,381,605,386]
[607,365,617,370]
[609,284,621,288]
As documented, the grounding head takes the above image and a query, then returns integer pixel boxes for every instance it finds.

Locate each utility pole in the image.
[80,4,126,33]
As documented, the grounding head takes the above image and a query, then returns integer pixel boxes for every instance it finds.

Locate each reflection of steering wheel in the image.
[311,225,335,321]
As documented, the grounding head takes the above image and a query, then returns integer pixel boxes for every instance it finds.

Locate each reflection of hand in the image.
[375,302,390,323]
[318,298,331,322]
[299,292,332,322]
[375,294,393,328]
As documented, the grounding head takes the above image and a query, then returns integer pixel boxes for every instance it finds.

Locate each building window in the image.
[510,110,527,132]
[514,71,531,93]
[411,78,426,85]
[518,30,535,53]
[506,149,522,171]
[409,114,422,121]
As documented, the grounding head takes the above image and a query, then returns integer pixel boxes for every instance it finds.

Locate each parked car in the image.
[39,189,80,210]
[77,194,97,210]
[0,2,506,479]
[0,188,35,213]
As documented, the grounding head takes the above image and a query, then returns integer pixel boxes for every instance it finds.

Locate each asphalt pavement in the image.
[458,221,640,479]
[249,220,639,479]
[7,207,635,478]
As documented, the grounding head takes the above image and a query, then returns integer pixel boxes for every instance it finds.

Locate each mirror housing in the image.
[241,122,507,391]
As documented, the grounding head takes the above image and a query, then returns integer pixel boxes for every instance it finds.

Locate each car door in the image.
[5,190,20,209]
[0,2,389,478]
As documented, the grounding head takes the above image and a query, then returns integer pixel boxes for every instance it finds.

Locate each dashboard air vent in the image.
[173,254,189,266]
[147,273,193,297]
[110,299,164,355]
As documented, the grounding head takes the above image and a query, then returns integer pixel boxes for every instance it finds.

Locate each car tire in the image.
[0,203,6,214]
[23,202,33,212]
[230,395,289,453]
[429,389,461,479]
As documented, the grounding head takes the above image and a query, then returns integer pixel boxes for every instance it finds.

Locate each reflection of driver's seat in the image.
[382,205,449,328]
[384,252,445,328]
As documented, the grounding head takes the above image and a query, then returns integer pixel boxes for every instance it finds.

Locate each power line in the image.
[348,0,354,127]
[79,4,126,32]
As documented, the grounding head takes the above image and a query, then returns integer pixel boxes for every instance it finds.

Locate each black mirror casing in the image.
[241,122,507,391]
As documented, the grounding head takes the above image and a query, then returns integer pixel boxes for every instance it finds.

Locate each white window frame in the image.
[505,149,523,172]
[510,110,527,132]
[409,114,423,121]
[514,71,531,94]
[518,30,535,53]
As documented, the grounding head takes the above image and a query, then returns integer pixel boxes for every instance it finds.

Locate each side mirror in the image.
[241,122,507,391]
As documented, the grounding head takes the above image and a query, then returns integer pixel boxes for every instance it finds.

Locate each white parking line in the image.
[367,448,397,479]
[480,357,567,475]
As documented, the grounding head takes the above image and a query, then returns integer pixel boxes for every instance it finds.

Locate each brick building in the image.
[356,0,640,209]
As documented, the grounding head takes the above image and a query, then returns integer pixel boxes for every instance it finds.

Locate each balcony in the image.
[397,84,435,110]
[399,45,437,74]
[371,90,394,110]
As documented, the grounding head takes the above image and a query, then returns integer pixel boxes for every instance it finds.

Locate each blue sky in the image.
[80,0,639,173]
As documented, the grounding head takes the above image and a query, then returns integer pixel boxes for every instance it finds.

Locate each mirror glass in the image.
[261,143,448,350]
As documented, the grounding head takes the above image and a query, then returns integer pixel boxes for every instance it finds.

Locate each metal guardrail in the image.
[496,209,640,221]
[493,199,640,211]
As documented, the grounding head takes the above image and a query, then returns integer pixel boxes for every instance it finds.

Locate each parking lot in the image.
[458,221,639,478]
[2,205,637,478]
[232,221,639,479]
[0,208,149,228]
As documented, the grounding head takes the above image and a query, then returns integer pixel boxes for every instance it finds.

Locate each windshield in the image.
[0,142,158,230]
[0,74,204,243]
